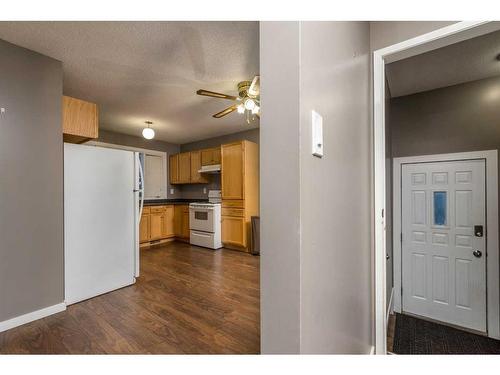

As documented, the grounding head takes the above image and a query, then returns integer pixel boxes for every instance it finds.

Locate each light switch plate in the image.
[312,110,323,157]
[170,188,175,195]
[203,188,207,194]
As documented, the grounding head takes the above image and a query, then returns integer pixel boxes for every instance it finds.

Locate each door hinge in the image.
[400,233,403,242]
[381,209,384,218]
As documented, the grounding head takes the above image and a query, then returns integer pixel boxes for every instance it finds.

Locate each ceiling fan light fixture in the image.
[142,121,155,140]
[244,98,256,111]
[237,104,245,114]
[251,105,260,115]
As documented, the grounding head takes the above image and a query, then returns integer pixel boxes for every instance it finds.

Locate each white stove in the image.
[189,190,222,249]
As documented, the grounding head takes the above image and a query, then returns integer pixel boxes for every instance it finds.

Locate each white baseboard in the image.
[0,303,66,333]
[386,287,394,327]
[369,346,375,355]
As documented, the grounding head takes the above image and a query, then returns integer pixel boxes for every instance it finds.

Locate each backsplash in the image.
[179,174,221,199]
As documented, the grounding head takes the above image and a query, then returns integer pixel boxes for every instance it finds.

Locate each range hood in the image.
[198,164,221,174]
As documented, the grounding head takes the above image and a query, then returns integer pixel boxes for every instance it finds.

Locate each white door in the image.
[144,154,164,199]
[401,159,486,332]
[64,144,136,305]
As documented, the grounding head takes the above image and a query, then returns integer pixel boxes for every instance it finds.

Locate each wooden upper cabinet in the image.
[201,147,221,166]
[178,152,191,183]
[221,142,244,200]
[212,147,221,164]
[62,96,99,143]
[190,150,209,184]
[169,154,180,184]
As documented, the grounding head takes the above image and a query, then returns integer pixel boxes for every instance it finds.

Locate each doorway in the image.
[373,21,500,354]
[396,155,495,333]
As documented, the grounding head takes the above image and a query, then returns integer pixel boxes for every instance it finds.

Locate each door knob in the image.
[473,250,482,258]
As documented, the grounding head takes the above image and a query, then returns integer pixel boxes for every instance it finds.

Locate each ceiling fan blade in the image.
[248,75,260,96]
[213,104,238,118]
[197,89,237,101]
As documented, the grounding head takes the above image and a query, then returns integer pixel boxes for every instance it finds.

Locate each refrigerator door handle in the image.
[138,155,145,219]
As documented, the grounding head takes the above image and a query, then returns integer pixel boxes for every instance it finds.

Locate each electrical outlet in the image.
[170,188,175,195]
[203,188,207,194]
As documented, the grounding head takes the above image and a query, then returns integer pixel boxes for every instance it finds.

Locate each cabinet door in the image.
[190,151,209,183]
[62,96,99,143]
[178,152,191,183]
[174,205,184,236]
[139,214,150,243]
[212,147,221,164]
[163,206,175,237]
[221,142,244,199]
[201,149,213,166]
[169,154,179,184]
[182,211,190,239]
[222,216,246,248]
[149,212,164,240]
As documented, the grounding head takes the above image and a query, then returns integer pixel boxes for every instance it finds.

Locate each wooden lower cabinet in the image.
[221,216,247,249]
[149,211,164,240]
[163,206,175,237]
[139,212,150,243]
[140,205,176,247]
[174,204,190,241]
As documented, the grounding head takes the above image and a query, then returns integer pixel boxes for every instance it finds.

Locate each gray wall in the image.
[180,128,259,199]
[390,76,500,158]
[180,128,259,152]
[0,39,64,322]
[260,21,372,354]
[260,21,302,354]
[369,21,457,51]
[299,21,372,354]
[97,129,182,198]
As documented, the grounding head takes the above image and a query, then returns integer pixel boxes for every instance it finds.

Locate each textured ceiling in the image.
[386,29,500,98]
[0,21,259,144]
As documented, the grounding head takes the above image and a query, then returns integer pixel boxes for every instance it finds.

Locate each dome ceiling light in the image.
[142,121,155,140]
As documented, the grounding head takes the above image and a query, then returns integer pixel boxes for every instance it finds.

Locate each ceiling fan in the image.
[196,75,260,123]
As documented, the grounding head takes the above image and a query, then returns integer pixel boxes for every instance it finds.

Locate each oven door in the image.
[189,206,215,232]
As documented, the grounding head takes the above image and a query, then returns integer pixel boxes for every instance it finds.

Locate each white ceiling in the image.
[0,21,259,144]
[386,29,500,98]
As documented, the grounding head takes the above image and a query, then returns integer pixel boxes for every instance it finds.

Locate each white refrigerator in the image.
[64,143,144,305]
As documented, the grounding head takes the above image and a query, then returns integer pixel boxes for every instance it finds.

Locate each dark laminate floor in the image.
[393,313,500,354]
[0,242,260,354]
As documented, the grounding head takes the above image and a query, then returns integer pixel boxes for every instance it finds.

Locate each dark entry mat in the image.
[393,313,500,354]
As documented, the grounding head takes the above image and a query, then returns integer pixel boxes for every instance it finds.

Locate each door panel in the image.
[222,142,244,199]
[401,159,486,332]
[169,154,179,184]
[139,214,150,243]
[163,206,175,237]
[149,212,163,240]
[178,153,191,183]
[190,150,208,183]
[201,149,213,166]
[144,154,163,199]
[222,216,246,248]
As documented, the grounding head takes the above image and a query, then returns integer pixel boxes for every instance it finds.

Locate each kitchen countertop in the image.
[143,198,208,206]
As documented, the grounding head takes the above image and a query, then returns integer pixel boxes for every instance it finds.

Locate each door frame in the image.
[392,150,499,338]
[373,21,500,354]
